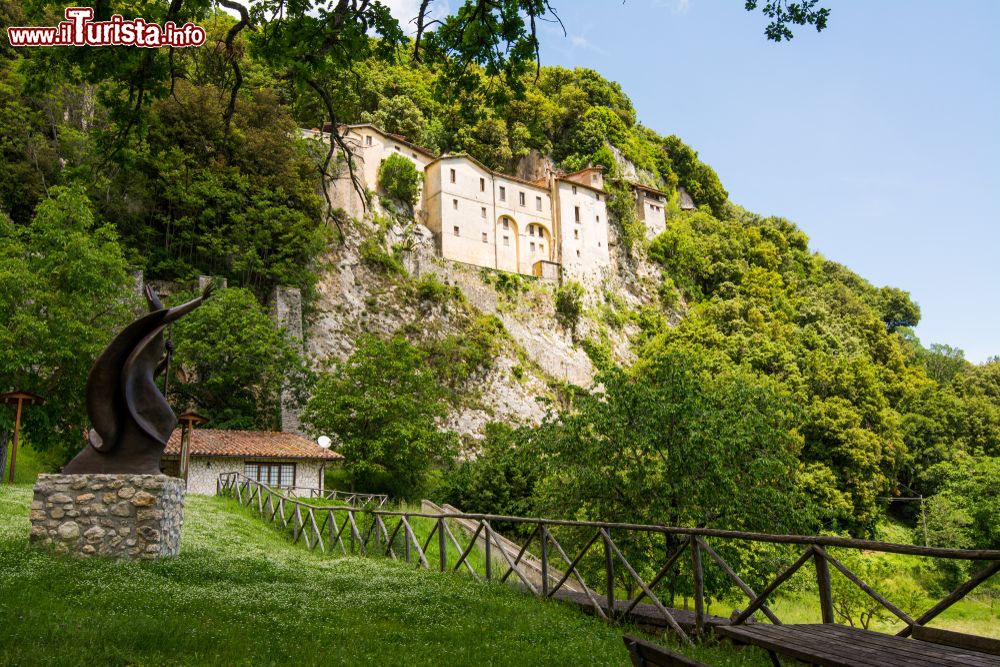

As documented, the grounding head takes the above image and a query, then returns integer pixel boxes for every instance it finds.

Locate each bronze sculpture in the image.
[62,283,213,475]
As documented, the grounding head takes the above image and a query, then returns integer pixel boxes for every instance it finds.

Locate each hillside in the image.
[2,7,998,549]
[0,485,772,666]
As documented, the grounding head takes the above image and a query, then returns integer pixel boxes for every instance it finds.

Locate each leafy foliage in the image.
[303,336,456,498]
[378,153,423,206]
[0,186,134,458]
[554,280,585,336]
[169,288,311,430]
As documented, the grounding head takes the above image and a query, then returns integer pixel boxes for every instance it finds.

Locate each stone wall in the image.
[30,474,184,559]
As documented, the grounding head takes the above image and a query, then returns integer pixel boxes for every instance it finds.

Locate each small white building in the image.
[162,429,343,495]
[630,181,670,238]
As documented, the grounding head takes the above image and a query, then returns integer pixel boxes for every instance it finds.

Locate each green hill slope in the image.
[0,486,770,666]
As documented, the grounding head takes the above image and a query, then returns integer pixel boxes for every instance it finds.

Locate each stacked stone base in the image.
[30,474,184,559]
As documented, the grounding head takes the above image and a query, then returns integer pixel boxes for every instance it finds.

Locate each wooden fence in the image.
[217,472,1000,646]
[282,485,389,508]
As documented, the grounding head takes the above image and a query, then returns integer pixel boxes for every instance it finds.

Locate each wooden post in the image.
[484,521,492,580]
[814,546,835,624]
[920,496,929,547]
[540,525,549,597]
[603,529,616,622]
[438,517,447,572]
[1,392,43,485]
[8,398,22,484]
[691,538,705,634]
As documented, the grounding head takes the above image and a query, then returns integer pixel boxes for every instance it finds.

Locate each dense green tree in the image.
[378,153,423,207]
[168,288,310,430]
[302,335,456,498]
[438,422,542,535]
[0,186,135,459]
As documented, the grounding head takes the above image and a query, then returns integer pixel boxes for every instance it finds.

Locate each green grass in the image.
[0,485,771,666]
[3,443,58,483]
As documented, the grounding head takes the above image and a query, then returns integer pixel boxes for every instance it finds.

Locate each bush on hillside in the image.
[378,153,423,206]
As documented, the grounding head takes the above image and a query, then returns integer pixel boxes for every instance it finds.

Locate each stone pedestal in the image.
[29,474,184,559]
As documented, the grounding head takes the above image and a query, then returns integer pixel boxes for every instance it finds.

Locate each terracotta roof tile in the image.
[164,429,343,461]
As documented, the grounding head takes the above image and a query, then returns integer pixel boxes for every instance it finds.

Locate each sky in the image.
[380,1,1000,362]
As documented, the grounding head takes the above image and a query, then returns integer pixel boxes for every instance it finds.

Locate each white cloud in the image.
[379,0,451,36]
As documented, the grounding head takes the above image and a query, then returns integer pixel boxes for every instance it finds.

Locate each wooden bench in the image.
[911,625,1000,656]
[714,623,1000,667]
[622,635,707,667]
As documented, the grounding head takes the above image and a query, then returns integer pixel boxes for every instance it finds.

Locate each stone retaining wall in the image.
[30,474,184,559]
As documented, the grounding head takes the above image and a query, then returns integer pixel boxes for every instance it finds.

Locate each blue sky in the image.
[528,0,999,363]
[380,1,999,361]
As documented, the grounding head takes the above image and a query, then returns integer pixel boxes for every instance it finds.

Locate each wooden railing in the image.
[282,485,389,508]
[217,472,1000,645]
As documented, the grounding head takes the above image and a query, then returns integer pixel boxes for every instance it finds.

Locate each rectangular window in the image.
[480,177,485,192]
[365,135,372,146]
[453,199,458,210]
[574,206,580,223]
[539,244,544,253]
[482,232,488,243]
[592,174,599,183]
[535,196,542,211]
[503,219,509,230]
[572,185,577,195]
[576,250,581,258]
[450,169,456,183]
[412,153,417,159]
[503,236,510,247]
[596,193,601,201]
[453,226,460,236]
[530,242,536,251]
[574,229,579,239]
[244,462,296,488]
[481,206,487,218]
[499,186,506,201]
[596,215,601,223]
[519,192,525,206]
[394,145,400,152]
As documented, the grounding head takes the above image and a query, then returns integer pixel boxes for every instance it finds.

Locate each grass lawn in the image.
[0,485,772,666]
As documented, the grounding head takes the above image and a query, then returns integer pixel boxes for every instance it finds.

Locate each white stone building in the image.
[630,181,670,238]
[162,429,343,495]
[307,123,668,284]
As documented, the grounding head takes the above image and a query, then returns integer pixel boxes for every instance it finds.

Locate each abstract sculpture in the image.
[62,283,213,475]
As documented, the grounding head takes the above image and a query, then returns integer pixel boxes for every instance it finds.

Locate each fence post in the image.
[438,517,447,572]
[540,525,549,597]
[692,538,705,634]
[814,546,835,624]
[603,529,615,622]
[484,521,492,581]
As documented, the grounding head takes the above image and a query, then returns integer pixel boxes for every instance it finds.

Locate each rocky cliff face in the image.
[302,154,676,444]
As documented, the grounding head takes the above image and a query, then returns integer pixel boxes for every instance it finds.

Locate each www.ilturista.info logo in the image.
[7,7,206,48]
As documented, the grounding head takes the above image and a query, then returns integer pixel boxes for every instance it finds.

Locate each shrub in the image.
[554,280,585,336]
[378,153,423,206]
[581,337,612,369]
[360,236,404,274]
[415,273,458,303]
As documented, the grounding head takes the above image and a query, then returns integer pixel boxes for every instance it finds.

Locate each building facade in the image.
[310,123,672,283]
[162,429,343,495]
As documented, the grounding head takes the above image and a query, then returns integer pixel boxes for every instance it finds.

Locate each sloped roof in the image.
[628,180,669,197]
[430,152,552,192]
[324,122,439,159]
[164,429,343,461]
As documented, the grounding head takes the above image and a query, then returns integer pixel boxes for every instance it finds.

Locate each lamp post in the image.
[177,412,207,483]
[1,391,45,484]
